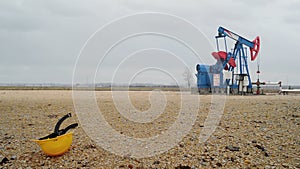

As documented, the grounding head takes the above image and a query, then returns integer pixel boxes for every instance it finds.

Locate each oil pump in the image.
[196,26,260,94]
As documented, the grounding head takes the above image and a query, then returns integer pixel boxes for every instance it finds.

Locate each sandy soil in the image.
[0,90,299,169]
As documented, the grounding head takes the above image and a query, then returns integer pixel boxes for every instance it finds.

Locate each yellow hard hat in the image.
[33,113,78,156]
[33,132,73,156]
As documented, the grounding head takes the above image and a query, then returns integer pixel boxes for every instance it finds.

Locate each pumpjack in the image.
[196,26,260,94]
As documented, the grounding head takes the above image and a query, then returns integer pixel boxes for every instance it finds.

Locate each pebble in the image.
[199,161,207,166]
[128,164,133,169]
[244,159,251,164]
[175,165,191,169]
[226,145,240,151]
[0,156,9,164]
[244,152,250,155]
[153,160,160,165]
[179,142,185,148]
[265,165,276,169]
[216,162,222,167]
[252,140,257,144]
[264,151,269,157]
[10,155,17,160]
[282,163,290,168]
[254,144,265,151]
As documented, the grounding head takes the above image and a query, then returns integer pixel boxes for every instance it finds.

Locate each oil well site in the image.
[1,1,300,169]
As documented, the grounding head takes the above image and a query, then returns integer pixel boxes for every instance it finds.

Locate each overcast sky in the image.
[1,0,299,85]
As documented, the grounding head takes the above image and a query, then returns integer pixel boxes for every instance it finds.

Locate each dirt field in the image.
[0,90,299,168]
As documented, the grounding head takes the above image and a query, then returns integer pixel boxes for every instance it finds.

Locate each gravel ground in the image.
[0,90,299,169]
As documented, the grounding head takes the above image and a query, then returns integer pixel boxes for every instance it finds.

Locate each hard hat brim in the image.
[33,132,73,156]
